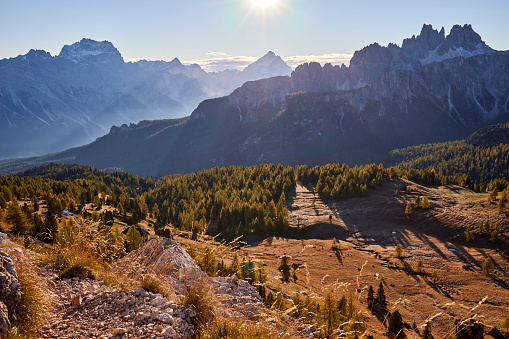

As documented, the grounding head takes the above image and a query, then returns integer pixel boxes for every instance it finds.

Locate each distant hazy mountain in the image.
[0,39,291,159]
[2,24,508,177]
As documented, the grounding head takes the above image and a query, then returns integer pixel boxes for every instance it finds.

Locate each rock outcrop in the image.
[111,238,199,280]
[0,251,21,338]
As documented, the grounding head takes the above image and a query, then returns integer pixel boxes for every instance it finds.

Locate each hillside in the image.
[2,163,509,338]
[390,123,509,186]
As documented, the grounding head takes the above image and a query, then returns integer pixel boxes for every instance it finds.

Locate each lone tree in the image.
[465,227,474,243]
[278,255,291,283]
[395,244,403,258]
[432,270,438,284]
[331,238,339,251]
[405,203,412,220]
[482,257,494,276]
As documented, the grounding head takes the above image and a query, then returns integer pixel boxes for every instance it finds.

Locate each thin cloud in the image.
[205,52,230,57]
[184,56,259,72]
[283,53,353,68]
[185,53,353,72]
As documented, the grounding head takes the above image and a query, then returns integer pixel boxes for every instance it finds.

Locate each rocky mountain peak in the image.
[242,51,292,79]
[21,49,53,61]
[447,24,484,50]
[58,38,124,64]
[169,57,183,68]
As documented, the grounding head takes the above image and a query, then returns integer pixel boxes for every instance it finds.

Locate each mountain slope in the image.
[1,24,508,177]
[0,41,291,159]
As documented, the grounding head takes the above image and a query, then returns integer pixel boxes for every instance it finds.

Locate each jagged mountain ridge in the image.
[1,24,508,177]
[0,39,291,159]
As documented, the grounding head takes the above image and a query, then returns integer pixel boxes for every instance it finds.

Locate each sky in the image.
[1,0,508,71]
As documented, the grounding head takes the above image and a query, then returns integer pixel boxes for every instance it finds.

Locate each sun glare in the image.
[251,0,278,9]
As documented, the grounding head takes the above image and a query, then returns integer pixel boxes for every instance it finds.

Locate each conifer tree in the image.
[6,198,29,235]
[229,253,240,277]
[482,257,494,276]
[125,225,143,253]
[414,196,422,209]
[318,291,339,338]
[199,246,217,276]
[255,260,267,283]
[432,270,438,284]
[490,227,498,244]
[502,316,509,336]
[93,195,102,210]
[387,310,405,339]
[331,237,339,251]
[278,255,291,283]
[375,281,387,310]
[43,210,58,243]
[395,244,403,258]
[422,196,429,209]
[465,227,474,242]
[478,220,486,235]
[405,203,412,219]
[366,285,374,311]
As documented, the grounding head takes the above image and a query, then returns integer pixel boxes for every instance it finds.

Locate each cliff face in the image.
[2,24,509,177]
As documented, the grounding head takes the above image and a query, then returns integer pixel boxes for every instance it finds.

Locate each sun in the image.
[251,0,278,9]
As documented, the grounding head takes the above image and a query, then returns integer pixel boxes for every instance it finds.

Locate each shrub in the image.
[432,270,438,284]
[465,228,474,243]
[139,274,171,298]
[395,244,403,258]
[482,257,494,276]
[331,238,339,251]
[181,281,215,329]
[57,262,95,280]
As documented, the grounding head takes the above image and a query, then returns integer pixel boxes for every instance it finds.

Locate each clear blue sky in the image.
[1,0,508,70]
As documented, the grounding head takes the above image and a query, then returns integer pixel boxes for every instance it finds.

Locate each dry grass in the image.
[4,248,53,339]
[198,318,275,339]
[180,278,215,329]
[43,217,125,282]
[139,274,173,299]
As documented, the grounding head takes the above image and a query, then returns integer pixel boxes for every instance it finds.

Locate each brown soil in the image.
[215,179,509,338]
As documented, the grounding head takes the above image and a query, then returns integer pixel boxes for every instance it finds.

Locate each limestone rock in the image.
[0,251,21,337]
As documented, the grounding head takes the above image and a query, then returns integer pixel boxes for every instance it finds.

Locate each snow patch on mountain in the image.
[421,43,494,65]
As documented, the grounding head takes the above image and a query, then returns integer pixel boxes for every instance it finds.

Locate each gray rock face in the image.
[0,251,21,338]
[0,42,291,159]
[111,238,199,280]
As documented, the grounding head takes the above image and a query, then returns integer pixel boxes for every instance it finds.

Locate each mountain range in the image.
[0,40,291,159]
[1,24,508,177]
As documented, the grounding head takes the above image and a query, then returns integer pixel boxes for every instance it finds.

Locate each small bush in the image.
[181,281,215,329]
[139,275,170,298]
[57,262,95,280]
[395,244,403,258]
